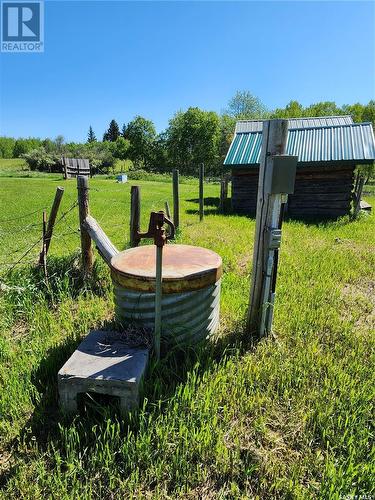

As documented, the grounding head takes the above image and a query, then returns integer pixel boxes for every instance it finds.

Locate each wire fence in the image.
[0,200,81,277]
[0,175,214,279]
[0,183,137,277]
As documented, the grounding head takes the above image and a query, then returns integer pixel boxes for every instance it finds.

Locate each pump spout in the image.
[83,215,119,264]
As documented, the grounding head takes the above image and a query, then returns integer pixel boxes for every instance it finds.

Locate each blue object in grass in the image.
[117,174,128,183]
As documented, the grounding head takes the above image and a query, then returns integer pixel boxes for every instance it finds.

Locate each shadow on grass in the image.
[0,255,259,488]
[185,196,233,216]
[6,317,251,478]
[186,197,220,207]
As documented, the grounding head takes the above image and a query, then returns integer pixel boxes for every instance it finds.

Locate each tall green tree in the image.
[123,116,156,169]
[103,119,120,142]
[87,126,97,143]
[113,136,131,160]
[225,90,268,120]
[0,137,16,158]
[166,107,221,176]
[272,100,304,118]
[54,135,65,153]
[219,114,236,164]
[342,100,375,127]
[12,138,42,157]
[304,101,343,117]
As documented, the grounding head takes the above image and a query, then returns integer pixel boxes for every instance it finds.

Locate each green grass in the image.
[0,172,374,498]
[0,158,28,176]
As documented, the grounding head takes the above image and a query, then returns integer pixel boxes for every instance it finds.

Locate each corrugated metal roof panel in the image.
[224,123,375,166]
[235,115,353,133]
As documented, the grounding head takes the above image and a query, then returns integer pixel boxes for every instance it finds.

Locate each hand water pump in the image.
[134,211,175,359]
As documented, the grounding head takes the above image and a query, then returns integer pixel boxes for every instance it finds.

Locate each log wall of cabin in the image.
[231,164,355,218]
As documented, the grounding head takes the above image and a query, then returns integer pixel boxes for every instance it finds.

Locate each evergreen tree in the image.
[121,123,127,137]
[103,119,120,142]
[87,126,97,143]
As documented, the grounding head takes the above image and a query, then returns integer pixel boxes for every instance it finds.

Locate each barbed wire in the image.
[0,206,46,223]
[0,222,40,236]
[2,235,44,276]
[0,182,179,276]
[53,201,78,227]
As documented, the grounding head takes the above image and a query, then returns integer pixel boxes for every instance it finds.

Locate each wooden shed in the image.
[224,116,375,218]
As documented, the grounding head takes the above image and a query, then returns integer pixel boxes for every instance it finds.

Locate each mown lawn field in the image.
[0,168,374,498]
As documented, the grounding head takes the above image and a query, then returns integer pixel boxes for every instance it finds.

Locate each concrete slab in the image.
[58,330,149,413]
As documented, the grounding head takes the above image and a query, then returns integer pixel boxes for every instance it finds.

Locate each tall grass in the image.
[0,175,374,498]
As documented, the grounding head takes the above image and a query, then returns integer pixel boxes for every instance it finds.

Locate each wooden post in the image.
[62,157,68,180]
[224,174,229,200]
[164,201,171,220]
[219,179,226,213]
[246,119,289,338]
[199,164,204,221]
[40,210,48,278]
[39,186,64,264]
[353,175,365,217]
[219,175,229,213]
[77,175,93,276]
[130,185,141,247]
[83,215,119,263]
[172,169,180,230]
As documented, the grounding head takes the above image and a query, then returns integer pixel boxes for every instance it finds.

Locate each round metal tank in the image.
[110,244,222,345]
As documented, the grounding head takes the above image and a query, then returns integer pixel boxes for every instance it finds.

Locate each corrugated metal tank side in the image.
[113,280,221,345]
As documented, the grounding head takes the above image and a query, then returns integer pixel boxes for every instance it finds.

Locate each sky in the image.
[0,0,374,142]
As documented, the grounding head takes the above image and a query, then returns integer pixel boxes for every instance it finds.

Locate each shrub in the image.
[22,147,60,171]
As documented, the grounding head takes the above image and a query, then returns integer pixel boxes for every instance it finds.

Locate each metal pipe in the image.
[154,245,163,360]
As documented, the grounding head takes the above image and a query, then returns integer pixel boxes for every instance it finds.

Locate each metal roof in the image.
[224,122,375,166]
[235,116,353,133]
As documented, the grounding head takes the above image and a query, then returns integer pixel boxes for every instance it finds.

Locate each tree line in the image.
[1,91,374,176]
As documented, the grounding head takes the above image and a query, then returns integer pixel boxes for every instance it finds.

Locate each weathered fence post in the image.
[353,175,365,218]
[40,209,48,279]
[77,175,93,276]
[62,157,68,180]
[219,179,225,213]
[246,119,294,338]
[199,163,204,221]
[172,169,180,230]
[38,186,64,264]
[130,185,141,247]
[224,174,229,200]
[164,201,171,219]
[219,175,229,213]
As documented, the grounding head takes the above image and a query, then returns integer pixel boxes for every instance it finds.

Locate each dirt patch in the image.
[0,449,13,481]
[237,252,252,274]
[11,321,29,341]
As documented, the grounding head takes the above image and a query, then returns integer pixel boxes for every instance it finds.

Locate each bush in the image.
[22,147,60,171]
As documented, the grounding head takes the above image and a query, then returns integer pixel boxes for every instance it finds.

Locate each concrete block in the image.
[58,330,149,413]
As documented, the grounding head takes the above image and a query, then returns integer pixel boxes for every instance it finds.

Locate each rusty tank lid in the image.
[110,244,222,293]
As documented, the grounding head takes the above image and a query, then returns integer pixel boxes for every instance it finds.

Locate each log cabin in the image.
[224,116,375,218]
